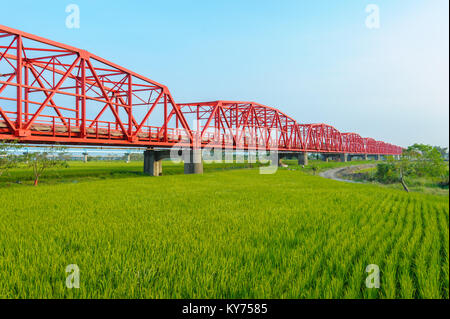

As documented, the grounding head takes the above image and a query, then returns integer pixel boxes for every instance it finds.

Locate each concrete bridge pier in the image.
[339,153,348,162]
[347,154,365,161]
[144,148,204,176]
[321,153,341,162]
[278,156,287,167]
[184,148,204,175]
[298,152,308,166]
[364,154,368,161]
[144,149,171,176]
[321,153,330,162]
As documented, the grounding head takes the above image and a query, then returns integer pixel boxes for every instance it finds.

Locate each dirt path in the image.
[319,164,376,183]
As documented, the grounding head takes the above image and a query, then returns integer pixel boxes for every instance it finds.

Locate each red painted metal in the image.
[0,25,402,155]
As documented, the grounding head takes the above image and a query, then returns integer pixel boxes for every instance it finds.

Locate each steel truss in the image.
[0,25,402,155]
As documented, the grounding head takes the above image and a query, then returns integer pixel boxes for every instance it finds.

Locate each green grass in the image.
[282,159,376,173]
[0,162,448,298]
[0,160,263,187]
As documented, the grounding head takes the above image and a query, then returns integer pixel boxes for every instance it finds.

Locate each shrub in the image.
[374,162,399,184]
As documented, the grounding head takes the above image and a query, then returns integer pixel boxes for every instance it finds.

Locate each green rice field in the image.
[0,161,448,298]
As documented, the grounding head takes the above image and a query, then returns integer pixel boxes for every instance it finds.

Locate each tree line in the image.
[375,144,449,192]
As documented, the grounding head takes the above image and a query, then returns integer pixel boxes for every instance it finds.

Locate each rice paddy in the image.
[0,161,448,298]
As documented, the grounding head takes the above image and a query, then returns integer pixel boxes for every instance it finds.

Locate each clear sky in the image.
[1,0,448,147]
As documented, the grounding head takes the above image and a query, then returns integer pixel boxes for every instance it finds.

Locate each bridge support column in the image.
[184,149,203,175]
[298,152,308,166]
[144,149,171,176]
[376,154,381,161]
[322,153,337,162]
[278,156,287,168]
[144,150,162,176]
[364,154,368,161]
[340,153,348,162]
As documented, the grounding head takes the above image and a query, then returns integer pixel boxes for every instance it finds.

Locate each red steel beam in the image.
[0,25,402,155]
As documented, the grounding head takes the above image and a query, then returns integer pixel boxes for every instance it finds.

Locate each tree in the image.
[23,147,69,186]
[310,163,319,175]
[58,151,71,161]
[434,146,449,160]
[375,144,448,191]
[130,153,144,161]
[0,141,22,178]
[405,144,447,178]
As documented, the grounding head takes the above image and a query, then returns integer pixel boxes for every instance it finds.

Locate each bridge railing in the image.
[0,111,193,144]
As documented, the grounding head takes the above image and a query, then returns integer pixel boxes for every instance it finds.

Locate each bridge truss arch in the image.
[0,25,402,156]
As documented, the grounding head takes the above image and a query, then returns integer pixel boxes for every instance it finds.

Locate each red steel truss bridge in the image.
[0,25,402,156]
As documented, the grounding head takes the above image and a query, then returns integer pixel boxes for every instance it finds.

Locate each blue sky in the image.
[1,0,448,147]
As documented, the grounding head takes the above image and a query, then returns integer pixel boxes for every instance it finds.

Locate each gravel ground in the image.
[319,164,377,183]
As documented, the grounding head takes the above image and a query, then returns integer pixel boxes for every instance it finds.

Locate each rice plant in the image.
[0,163,448,298]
